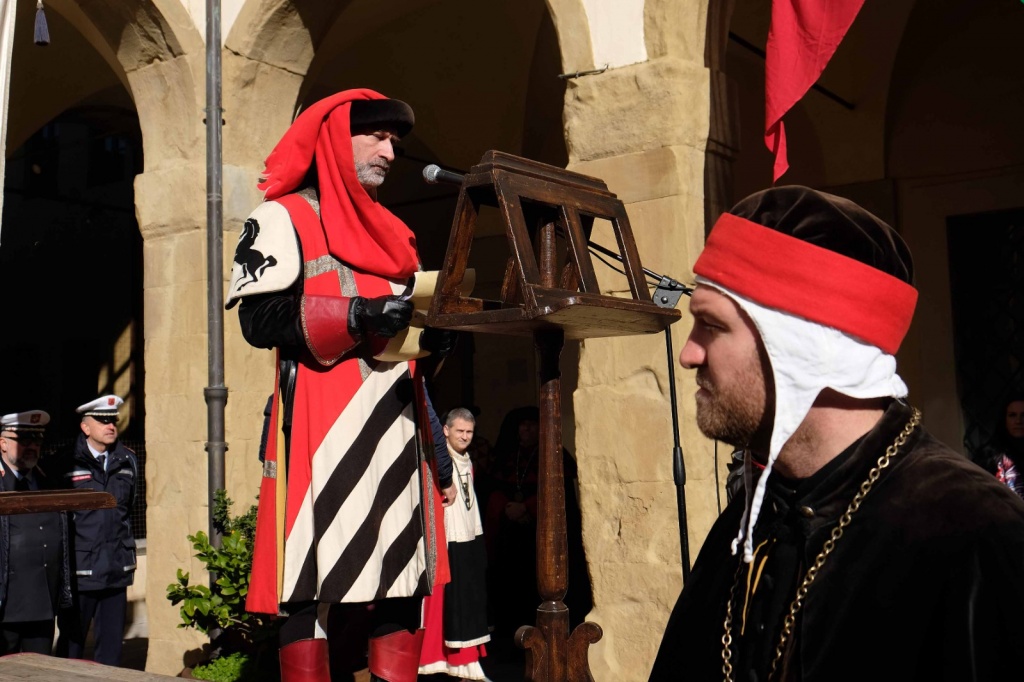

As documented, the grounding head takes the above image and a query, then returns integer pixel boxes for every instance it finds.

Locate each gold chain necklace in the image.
[721,408,921,682]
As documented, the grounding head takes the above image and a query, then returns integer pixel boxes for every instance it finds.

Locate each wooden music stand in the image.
[428,151,680,682]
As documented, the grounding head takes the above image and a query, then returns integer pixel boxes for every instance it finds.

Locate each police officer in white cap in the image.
[0,409,72,656]
[53,395,138,666]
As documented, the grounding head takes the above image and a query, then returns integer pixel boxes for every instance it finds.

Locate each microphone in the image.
[422,164,465,186]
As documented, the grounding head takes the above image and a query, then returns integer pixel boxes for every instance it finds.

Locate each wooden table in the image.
[0,653,177,680]
[0,490,116,515]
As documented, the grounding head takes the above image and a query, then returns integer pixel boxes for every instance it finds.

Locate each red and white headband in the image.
[694,213,917,354]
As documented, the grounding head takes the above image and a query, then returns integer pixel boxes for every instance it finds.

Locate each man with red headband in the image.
[649,186,1024,681]
[226,89,455,682]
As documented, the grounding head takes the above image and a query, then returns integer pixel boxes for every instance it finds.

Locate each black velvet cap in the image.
[349,99,415,137]
[729,185,914,285]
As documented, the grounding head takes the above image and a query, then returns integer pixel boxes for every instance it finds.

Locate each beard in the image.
[355,159,389,187]
[13,452,40,472]
[694,363,768,449]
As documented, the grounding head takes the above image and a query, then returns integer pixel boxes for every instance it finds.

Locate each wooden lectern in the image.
[428,151,680,682]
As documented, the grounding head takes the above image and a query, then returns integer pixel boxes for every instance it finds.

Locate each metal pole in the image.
[665,328,691,582]
[204,0,227,548]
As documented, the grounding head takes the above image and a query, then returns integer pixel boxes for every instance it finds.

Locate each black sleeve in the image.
[425,390,453,489]
[237,281,305,350]
[126,449,140,510]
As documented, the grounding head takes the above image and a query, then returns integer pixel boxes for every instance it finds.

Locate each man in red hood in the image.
[227,89,456,682]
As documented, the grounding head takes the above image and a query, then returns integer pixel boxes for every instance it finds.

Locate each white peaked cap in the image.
[76,395,124,417]
[0,410,51,434]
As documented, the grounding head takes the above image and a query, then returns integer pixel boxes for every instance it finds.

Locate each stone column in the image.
[562,55,718,681]
[218,51,308,506]
[138,41,307,672]
[130,50,215,673]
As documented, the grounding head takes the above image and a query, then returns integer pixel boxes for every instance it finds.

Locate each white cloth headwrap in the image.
[694,275,909,563]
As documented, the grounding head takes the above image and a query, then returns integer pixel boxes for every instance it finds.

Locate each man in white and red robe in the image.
[226,89,456,682]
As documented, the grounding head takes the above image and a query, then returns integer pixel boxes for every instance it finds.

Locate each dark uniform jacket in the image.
[650,400,1024,682]
[53,434,138,591]
[0,459,72,622]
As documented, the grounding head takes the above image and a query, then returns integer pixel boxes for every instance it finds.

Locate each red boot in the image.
[367,629,425,682]
[279,637,330,682]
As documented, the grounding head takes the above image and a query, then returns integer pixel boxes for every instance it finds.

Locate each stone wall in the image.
[563,52,716,678]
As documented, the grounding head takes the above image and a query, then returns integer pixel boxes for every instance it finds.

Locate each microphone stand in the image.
[590,241,693,580]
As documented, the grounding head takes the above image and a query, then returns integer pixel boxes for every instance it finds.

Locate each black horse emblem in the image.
[234,218,278,290]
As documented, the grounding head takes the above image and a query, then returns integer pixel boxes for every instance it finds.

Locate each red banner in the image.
[765,0,865,182]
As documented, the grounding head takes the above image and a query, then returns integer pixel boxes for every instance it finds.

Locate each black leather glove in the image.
[347,295,414,339]
[420,326,459,358]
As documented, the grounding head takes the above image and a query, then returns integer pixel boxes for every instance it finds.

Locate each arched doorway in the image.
[1,0,146,519]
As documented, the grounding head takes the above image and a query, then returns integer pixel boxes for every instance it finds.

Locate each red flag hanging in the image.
[765,0,865,182]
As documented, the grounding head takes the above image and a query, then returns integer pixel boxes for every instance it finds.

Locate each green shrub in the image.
[167,490,280,680]
[191,652,251,681]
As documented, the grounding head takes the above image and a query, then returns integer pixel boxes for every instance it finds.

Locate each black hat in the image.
[728,185,914,284]
[349,99,415,137]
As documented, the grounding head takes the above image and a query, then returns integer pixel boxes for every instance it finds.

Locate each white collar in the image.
[447,442,472,465]
[87,442,109,460]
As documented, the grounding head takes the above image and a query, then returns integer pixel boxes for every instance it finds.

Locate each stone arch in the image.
[543,0,595,73]
[222,0,341,172]
[3,0,204,427]
[2,0,148,428]
[9,0,202,162]
[222,0,591,171]
[223,0,593,172]
[3,2,206,675]
[45,0,204,172]
[29,0,208,238]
